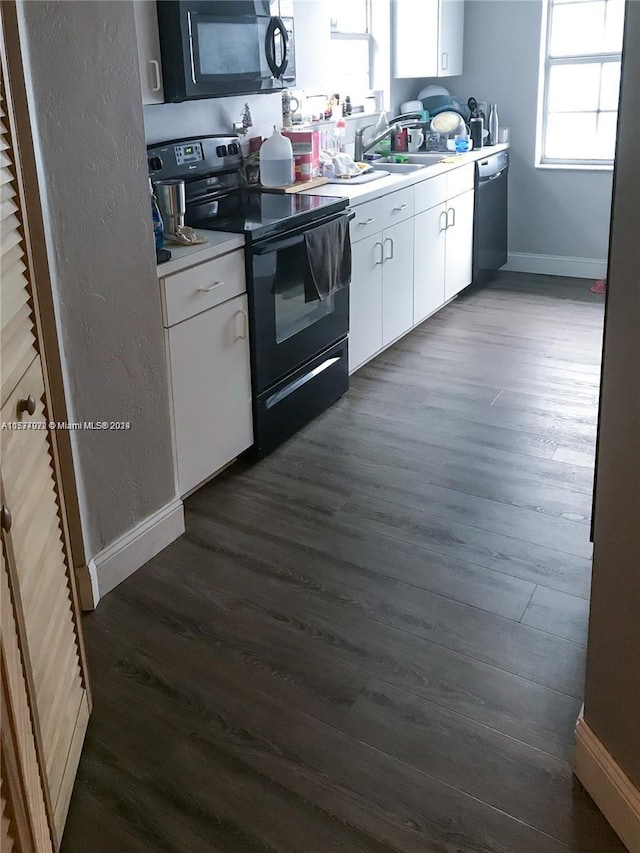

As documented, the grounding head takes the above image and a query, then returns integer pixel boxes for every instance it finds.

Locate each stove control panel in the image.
[174,142,203,166]
[147,135,243,182]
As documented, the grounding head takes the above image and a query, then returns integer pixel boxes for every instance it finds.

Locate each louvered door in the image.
[1,23,91,853]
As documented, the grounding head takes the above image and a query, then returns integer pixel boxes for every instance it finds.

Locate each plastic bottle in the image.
[259,126,295,187]
[489,104,499,146]
[149,178,164,250]
[333,118,347,154]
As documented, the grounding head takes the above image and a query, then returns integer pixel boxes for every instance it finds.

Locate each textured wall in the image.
[584,0,640,788]
[17,1,176,555]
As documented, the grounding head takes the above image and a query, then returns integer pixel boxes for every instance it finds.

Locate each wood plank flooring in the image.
[63,273,626,852]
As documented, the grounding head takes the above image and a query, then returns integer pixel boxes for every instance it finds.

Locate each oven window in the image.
[273,243,334,343]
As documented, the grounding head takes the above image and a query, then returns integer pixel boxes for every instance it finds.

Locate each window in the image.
[328,0,372,103]
[537,0,625,167]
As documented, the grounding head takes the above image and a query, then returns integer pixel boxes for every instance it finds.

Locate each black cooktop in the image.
[187,189,348,243]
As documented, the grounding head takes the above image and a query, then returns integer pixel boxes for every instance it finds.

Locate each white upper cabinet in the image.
[133,0,164,105]
[292,1,332,90]
[393,0,464,79]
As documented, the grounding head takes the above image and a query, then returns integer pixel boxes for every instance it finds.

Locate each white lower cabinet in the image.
[161,245,254,497]
[382,218,415,346]
[168,293,253,495]
[348,163,476,373]
[444,188,475,300]
[349,217,415,371]
[349,234,384,371]
[414,203,447,324]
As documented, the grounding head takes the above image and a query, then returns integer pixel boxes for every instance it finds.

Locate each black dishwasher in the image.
[473,150,508,282]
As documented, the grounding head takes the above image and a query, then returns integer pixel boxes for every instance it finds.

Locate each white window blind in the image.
[538,0,625,166]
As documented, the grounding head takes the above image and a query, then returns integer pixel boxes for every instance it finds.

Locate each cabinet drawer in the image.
[414,174,448,215]
[378,186,415,230]
[446,163,475,199]
[350,199,384,243]
[161,250,246,327]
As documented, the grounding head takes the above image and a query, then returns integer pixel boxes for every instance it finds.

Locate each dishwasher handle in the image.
[479,169,506,184]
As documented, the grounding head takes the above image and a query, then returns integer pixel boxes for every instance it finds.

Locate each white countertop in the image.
[157,229,245,278]
[301,144,510,206]
[155,144,509,276]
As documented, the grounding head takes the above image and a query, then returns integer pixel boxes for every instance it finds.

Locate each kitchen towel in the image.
[303,217,352,302]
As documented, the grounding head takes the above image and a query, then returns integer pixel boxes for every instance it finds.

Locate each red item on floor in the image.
[590,279,606,294]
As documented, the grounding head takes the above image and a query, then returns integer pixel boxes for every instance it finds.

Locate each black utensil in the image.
[467,97,478,118]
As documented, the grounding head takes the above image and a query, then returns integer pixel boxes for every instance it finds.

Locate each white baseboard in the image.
[505,252,607,279]
[575,715,640,853]
[92,498,185,598]
[75,559,101,611]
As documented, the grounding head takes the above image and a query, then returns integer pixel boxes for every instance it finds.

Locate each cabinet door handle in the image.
[374,241,384,265]
[358,217,376,226]
[447,207,456,228]
[235,309,249,340]
[384,237,394,261]
[150,60,162,93]
[17,395,36,416]
[1,505,11,533]
[197,281,224,293]
[439,210,449,232]
[393,204,408,212]
[441,52,448,71]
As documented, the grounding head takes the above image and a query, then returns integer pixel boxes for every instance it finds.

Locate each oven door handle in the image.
[252,211,355,255]
[253,233,304,255]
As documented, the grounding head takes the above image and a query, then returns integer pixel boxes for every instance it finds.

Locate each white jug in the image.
[260,126,295,187]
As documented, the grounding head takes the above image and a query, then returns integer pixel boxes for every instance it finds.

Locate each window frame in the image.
[536,0,623,170]
[329,0,374,98]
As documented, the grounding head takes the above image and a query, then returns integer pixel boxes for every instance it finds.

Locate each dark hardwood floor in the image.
[63,273,625,852]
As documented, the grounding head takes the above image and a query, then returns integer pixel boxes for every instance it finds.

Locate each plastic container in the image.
[259,127,295,187]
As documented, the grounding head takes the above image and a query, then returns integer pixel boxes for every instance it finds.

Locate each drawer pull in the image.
[1,505,11,533]
[374,241,384,265]
[358,217,376,226]
[393,204,409,212]
[17,395,36,416]
[447,207,456,228]
[439,211,448,232]
[197,281,224,293]
[384,237,394,261]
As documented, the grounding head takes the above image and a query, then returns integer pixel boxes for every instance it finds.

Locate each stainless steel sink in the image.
[371,161,428,174]
[375,153,450,166]
[325,169,390,185]
[406,152,450,164]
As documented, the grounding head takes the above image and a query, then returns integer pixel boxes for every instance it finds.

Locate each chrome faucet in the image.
[354,112,425,161]
[354,122,402,162]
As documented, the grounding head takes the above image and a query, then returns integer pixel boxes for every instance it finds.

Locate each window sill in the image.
[536,162,615,172]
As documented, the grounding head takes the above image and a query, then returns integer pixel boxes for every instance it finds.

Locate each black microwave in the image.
[157,0,296,102]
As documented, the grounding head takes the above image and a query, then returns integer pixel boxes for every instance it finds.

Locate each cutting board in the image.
[260,176,329,194]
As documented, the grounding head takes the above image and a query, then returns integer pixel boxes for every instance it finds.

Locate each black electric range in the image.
[187,187,348,243]
[148,135,352,458]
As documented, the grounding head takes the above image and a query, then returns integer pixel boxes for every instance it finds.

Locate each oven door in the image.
[249,212,351,393]
[158,1,294,101]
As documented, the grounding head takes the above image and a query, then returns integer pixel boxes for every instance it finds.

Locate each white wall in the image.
[143,93,282,145]
[17,1,176,556]
[454,0,612,274]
